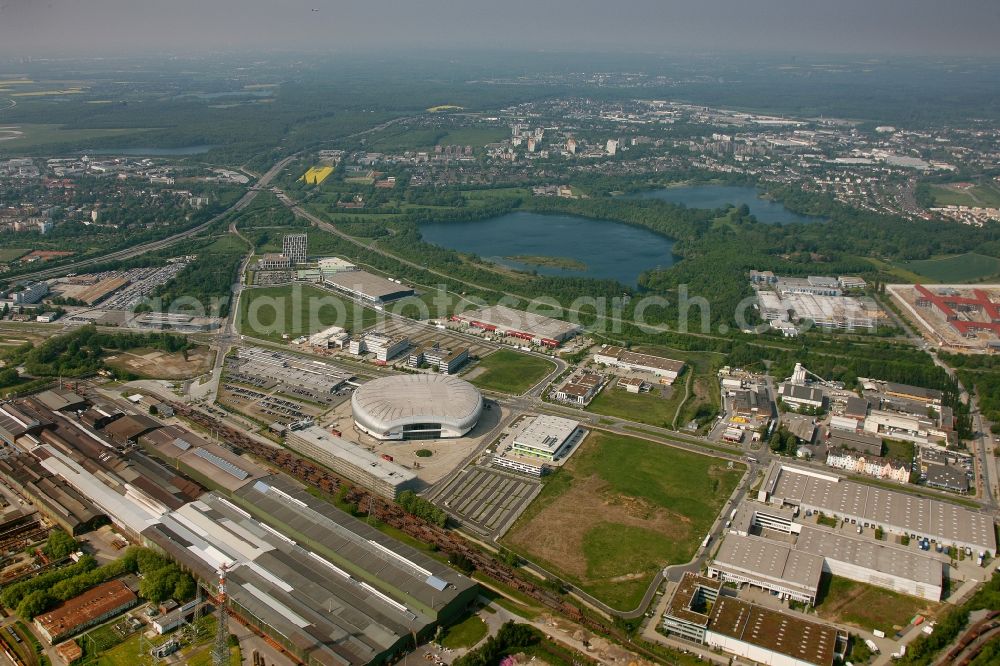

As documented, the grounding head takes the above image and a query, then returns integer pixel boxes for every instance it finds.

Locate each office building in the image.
[282,234,308,265]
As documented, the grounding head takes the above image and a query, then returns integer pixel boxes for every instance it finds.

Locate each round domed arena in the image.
[351,374,484,440]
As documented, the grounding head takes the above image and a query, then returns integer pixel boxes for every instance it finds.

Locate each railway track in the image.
[170,402,616,636]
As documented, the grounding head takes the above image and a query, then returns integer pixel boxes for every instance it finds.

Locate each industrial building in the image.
[662,573,845,666]
[777,383,826,410]
[308,324,351,349]
[284,426,418,499]
[324,270,414,304]
[593,345,685,383]
[756,276,879,330]
[552,371,603,405]
[352,375,483,440]
[708,533,824,604]
[256,253,292,271]
[142,479,478,666]
[826,429,883,457]
[317,257,358,277]
[138,425,267,494]
[34,580,138,643]
[451,305,581,347]
[712,515,944,603]
[758,462,996,556]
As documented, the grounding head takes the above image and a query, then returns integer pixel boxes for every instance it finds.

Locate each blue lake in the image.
[419,211,677,285]
[86,145,216,156]
[630,185,825,225]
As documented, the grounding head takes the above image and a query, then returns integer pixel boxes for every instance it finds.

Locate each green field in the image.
[437,127,509,148]
[237,284,378,341]
[504,431,743,610]
[0,248,29,263]
[0,123,150,150]
[928,183,1000,208]
[586,383,679,428]
[893,252,1000,283]
[466,349,555,394]
[815,575,936,633]
[440,615,489,649]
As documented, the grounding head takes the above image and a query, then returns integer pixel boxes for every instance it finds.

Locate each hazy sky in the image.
[1,0,999,57]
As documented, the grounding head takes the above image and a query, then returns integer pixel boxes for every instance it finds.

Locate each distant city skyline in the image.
[1,0,999,58]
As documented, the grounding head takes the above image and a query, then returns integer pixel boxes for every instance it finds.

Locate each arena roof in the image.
[352,375,482,437]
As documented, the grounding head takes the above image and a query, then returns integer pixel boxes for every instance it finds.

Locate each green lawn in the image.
[815,574,935,633]
[504,431,743,610]
[237,284,378,341]
[586,383,679,428]
[440,615,489,649]
[466,349,555,394]
[894,253,1000,283]
[0,248,29,262]
[437,127,509,149]
[928,183,1000,208]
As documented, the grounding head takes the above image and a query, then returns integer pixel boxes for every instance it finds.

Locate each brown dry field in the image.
[104,346,214,379]
[505,473,691,581]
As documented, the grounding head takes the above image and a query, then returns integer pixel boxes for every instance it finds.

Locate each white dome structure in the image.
[351,374,483,440]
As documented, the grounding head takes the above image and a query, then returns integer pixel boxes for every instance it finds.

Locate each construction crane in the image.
[212,564,231,666]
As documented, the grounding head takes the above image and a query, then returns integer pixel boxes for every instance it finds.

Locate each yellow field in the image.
[302,165,334,185]
[427,105,464,112]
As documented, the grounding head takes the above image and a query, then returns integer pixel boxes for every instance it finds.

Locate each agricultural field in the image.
[0,124,149,151]
[893,252,1000,283]
[814,575,937,634]
[302,165,334,185]
[237,284,378,341]
[465,349,555,394]
[928,182,1000,208]
[504,431,743,611]
[103,345,215,380]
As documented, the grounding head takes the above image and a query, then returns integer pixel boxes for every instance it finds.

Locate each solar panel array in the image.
[193,447,250,480]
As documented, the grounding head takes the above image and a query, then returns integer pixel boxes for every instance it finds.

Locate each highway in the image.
[11,155,297,282]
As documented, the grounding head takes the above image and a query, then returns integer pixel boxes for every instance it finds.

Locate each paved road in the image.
[13,156,297,283]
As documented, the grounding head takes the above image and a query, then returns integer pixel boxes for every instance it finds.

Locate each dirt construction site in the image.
[888,283,1000,351]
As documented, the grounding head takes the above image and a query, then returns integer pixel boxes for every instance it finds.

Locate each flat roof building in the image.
[510,415,582,461]
[593,345,685,383]
[708,533,824,604]
[759,462,996,556]
[143,479,477,665]
[452,305,581,347]
[662,572,844,666]
[284,426,418,499]
[324,270,414,304]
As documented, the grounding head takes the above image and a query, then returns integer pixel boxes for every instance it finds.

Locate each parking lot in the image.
[434,465,541,537]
